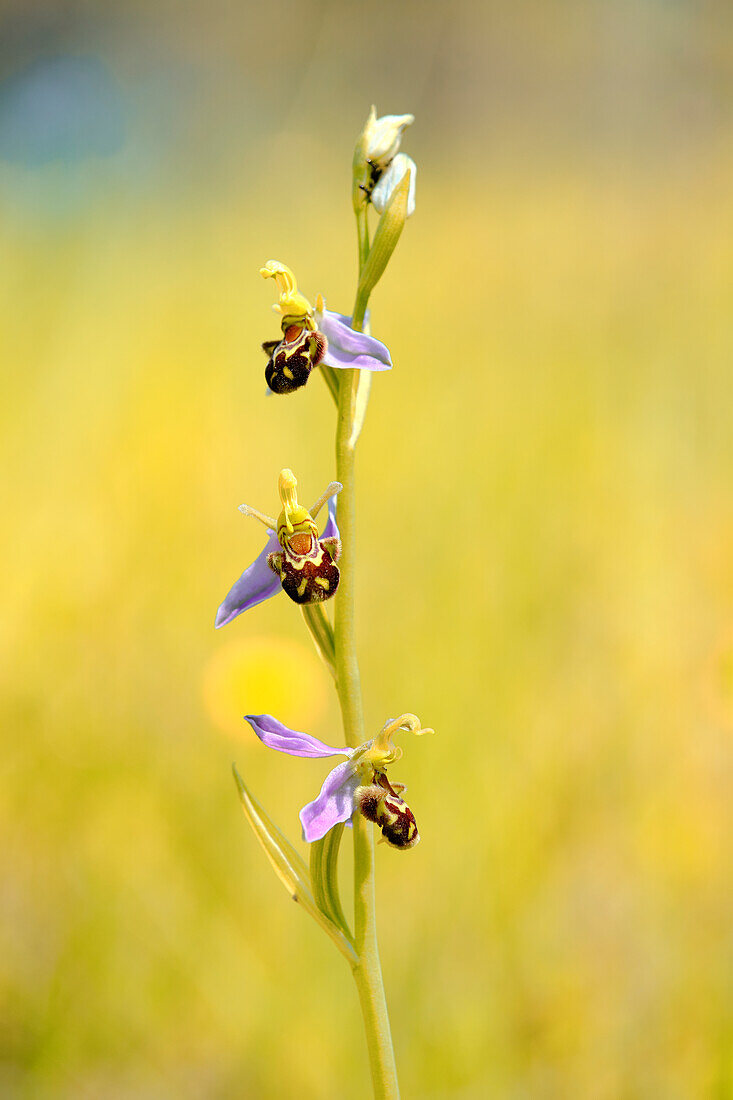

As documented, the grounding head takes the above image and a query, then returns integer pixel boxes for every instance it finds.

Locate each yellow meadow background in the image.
[1,2,732,1096]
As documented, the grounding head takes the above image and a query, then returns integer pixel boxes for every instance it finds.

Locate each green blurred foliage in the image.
[1,2,733,1097]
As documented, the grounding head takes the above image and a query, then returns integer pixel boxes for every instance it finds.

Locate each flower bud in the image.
[353,106,414,213]
[371,153,416,218]
[362,106,414,168]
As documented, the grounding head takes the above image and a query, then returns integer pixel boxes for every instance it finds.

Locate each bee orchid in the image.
[245,712,432,847]
[215,470,342,627]
[260,261,392,394]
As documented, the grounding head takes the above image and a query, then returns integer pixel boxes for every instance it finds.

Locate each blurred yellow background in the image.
[1,1,732,1096]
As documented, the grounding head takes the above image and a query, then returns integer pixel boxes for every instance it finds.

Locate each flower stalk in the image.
[330,226,399,1100]
[336,380,400,1095]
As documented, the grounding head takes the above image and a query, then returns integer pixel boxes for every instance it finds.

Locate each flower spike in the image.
[215,471,343,627]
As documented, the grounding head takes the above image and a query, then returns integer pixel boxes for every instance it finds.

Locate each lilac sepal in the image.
[318,308,392,372]
[245,714,350,759]
[215,529,281,628]
[299,759,361,842]
[322,495,339,541]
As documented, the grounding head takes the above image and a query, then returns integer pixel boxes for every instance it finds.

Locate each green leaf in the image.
[348,369,373,449]
[310,823,351,940]
[232,765,357,965]
[355,168,411,310]
[343,313,373,447]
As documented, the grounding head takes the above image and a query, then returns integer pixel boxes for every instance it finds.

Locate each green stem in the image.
[334,373,364,749]
[351,818,400,1099]
[332,273,399,1096]
[356,205,371,273]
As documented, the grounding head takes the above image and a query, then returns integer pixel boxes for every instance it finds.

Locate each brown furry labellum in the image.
[355,773,420,850]
[267,531,341,605]
[263,325,327,395]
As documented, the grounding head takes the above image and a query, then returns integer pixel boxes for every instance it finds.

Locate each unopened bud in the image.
[362,107,414,168]
[372,153,416,218]
[353,106,414,213]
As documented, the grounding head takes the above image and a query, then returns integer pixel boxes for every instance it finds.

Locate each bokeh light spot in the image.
[0,55,126,164]
[202,633,328,740]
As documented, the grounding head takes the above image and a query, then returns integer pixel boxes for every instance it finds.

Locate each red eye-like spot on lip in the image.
[284,324,303,342]
[288,533,313,555]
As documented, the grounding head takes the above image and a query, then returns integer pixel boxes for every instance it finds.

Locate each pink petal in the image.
[299,760,361,842]
[245,714,349,759]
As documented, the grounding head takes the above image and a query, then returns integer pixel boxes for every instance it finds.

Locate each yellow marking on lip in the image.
[297,578,308,597]
[315,577,330,589]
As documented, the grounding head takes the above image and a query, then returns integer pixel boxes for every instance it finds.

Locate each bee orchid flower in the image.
[260,261,392,394]
[245,712,433,848]
[215,469,342,627]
